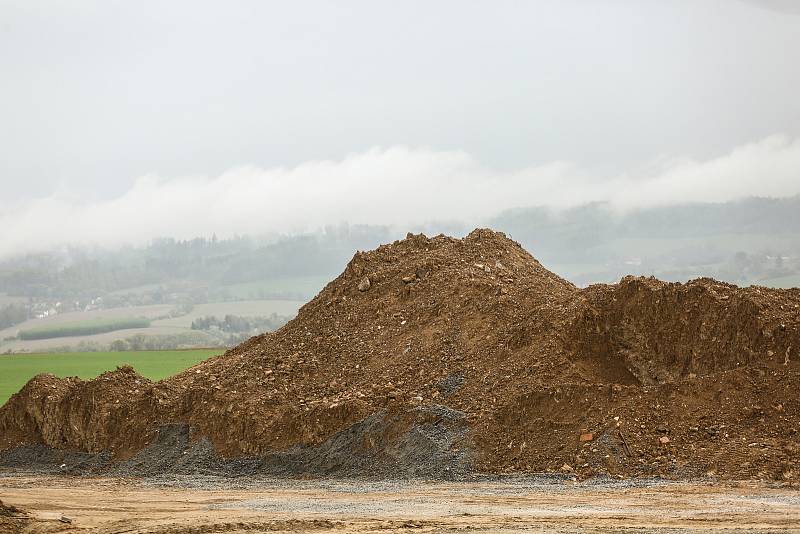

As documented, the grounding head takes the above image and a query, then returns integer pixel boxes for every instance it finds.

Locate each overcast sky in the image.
[1,0,799,254]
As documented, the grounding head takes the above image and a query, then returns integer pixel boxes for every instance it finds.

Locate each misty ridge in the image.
[3,135,799,351]
[2,195,799,311]
[2,136,800,259]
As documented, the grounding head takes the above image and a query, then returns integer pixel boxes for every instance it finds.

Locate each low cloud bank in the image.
[2,135,799,258]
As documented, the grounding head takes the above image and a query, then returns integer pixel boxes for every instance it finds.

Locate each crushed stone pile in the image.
[1,229,798,480]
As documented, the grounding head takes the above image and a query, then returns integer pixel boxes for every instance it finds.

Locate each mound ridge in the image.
[1,229,799,480]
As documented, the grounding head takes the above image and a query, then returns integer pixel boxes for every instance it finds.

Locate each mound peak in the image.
[1,229,799,480]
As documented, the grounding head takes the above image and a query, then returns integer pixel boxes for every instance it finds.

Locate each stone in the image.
[579,433,593,442]
[358,277,371,292]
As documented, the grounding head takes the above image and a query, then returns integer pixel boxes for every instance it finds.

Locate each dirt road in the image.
[1,475,799,532]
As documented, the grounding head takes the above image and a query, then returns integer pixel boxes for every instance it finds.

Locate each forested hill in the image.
[490,195,800,286]
[1,196,799,316]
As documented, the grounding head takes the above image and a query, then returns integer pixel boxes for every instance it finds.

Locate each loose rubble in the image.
[0,499,30,533]
[1,229,798,480]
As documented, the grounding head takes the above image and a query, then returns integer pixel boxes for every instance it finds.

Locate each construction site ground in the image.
[1,474,799,533]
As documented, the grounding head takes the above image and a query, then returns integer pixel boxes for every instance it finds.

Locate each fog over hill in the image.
[2,196,799,313]
[2,137,800,259]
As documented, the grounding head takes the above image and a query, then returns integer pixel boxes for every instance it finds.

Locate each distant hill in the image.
[0,196,798,335]
[490,195,800,286]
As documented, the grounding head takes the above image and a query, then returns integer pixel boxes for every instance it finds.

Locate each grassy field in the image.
[0,349,222,405]
[152,299,302,328]
[18,317,151,340]
[220,276,329,300]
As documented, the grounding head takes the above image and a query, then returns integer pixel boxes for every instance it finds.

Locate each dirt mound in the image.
[0,501,24,518]
[571,276,799,385]
[1,229,799,480]
[0,500,29,534]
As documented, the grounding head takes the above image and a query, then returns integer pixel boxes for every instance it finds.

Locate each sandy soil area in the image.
[1,475,799,533]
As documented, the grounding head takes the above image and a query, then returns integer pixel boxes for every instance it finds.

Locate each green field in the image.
[220,276,329,300]
[17,317,151,340]
[0,349,222,406]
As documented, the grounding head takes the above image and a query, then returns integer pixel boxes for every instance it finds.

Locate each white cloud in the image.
[1,135,799,258]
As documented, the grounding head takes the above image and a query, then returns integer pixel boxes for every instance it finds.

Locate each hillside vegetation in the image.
[18,317,150,340]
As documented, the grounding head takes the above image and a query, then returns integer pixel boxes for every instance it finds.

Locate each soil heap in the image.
[0,500,29,534]
[1,229,799,480]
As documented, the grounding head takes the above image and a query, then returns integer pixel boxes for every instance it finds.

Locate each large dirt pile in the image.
[1,229,799,480]
[0,500,30,534]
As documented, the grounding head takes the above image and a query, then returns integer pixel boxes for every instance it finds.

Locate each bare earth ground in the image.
[1,475,799,533]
